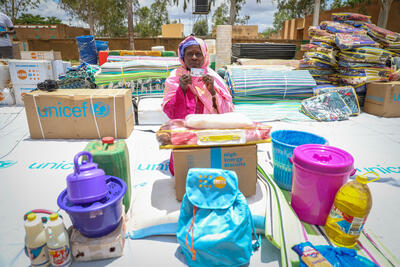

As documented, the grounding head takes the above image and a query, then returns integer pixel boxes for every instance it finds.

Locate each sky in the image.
[27,0,277,35]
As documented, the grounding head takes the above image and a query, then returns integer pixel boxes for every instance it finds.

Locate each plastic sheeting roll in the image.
[76,35,98,64]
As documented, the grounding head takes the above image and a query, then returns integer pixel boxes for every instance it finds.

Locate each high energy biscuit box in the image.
[173,144,257,201]
[8,59,53,84]
[24,89,134,139]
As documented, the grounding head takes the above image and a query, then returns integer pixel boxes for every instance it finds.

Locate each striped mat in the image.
[257,165,400,267]
[234,101,312,122]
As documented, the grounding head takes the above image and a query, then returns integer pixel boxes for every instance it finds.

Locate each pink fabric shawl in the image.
[162,36,234,115]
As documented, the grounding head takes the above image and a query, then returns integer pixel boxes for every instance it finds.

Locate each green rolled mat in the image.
[108,50,121,56]
[162,51,177,57]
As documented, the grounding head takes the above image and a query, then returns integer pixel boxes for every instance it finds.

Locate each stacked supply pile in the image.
[8,59,53,105]
[300,26,339,85]
[106,50,177,57]
[232,43,296,61]
[106,55,179,63]
[332,13,396,104]
[94,59,181,93]
[301,12,398,105]
[20,51,67,80]
[362,23,400,55]
[225,66,316,101]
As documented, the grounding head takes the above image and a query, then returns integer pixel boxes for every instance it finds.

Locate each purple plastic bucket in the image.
[58,176,126,238]
[290,144,354,225]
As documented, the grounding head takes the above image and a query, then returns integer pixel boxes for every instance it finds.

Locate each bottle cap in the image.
[27,213,36,221]
[355,171,380,184]
[102,137,114,144]
[49,213,59,221]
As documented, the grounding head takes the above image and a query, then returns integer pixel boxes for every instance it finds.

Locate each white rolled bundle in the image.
[185,112,254,129]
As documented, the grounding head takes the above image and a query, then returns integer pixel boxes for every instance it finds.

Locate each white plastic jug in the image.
[46,213,72,267]
[24,213,50,267]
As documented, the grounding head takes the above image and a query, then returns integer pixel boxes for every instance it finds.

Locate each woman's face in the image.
[183,45,204,69]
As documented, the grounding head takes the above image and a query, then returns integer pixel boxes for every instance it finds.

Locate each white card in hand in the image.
[190,68,204,77]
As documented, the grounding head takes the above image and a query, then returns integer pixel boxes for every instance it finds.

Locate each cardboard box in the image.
[24,89,134,139]
[8,60,53,85]
[13,84,36,105]
[364,82,400,118]
[161,23,184,38]
[20,51,62,60]
[52,60,65,79]
[173,144,257,201]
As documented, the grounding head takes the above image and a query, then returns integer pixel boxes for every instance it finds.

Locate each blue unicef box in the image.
[23,89,134,139]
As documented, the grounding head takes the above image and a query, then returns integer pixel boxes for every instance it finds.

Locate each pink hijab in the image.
[162,36,234,114]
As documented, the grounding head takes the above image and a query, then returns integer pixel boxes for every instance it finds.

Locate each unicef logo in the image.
[0,160,17,169]
[90,102,110,118]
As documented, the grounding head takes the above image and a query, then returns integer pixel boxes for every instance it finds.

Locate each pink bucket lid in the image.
[292,144,354,174]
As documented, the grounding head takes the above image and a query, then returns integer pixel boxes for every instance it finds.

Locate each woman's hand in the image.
[202,74,215,96]
[179,74,192,94]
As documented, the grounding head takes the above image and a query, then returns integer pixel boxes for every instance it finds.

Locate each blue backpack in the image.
[177,168,260,267]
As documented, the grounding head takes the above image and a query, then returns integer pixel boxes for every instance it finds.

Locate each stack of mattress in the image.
[232,43,296,60]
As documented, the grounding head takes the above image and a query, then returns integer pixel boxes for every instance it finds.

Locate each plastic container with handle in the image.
[84,137,132,213]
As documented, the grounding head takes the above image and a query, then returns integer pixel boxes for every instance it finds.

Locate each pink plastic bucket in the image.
[290,144,355,225]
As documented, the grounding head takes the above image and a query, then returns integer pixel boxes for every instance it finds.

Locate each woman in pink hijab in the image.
[162,35,234,175]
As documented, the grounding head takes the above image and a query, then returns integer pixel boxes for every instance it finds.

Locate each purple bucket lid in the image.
[292,144,354,174]
[58,176,126,213]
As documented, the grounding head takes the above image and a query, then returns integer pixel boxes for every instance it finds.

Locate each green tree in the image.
[193,19,208,36]
[96,0,128,37]
[212,0,252,28]
[14,14,62,24]
[0,0,41,22]
[212,2,229,28]
[134,6,152,37]
[330,0,343,9]
[272,0,328,31]
[262,27,278,38]
[59,0,129,37]
[134,1,170,37]
[149,0,170,36]
[229,0,261,25]
[272,10,292,31]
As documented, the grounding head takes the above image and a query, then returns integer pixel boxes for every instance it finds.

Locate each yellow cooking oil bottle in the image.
[325,171,380,247]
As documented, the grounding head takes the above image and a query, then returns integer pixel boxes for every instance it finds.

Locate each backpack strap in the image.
[249,205,261,251]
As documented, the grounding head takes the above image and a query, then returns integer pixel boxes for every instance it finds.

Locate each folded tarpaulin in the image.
[226,68,316,98]
[94,60,181,86]
[335,33,378,50]
[332,12,371,23]
[320,21,365,34]
[107,55,179,62]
